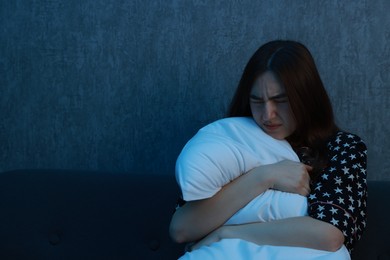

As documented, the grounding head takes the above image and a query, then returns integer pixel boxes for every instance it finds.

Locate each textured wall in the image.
[0,0,389,180]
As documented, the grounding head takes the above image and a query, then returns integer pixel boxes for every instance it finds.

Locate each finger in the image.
[299,177,311,196]
[305,185,311,196]
[304,164,313,171]
[300,171,311,187]
[299,185,311,196]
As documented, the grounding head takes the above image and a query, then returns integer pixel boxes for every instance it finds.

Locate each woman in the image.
[170,40,367,259]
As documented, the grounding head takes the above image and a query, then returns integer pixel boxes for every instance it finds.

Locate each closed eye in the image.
[250,94,288,104]
[270,93,288,103]
[273,97,288,103]
[249,95,264,104]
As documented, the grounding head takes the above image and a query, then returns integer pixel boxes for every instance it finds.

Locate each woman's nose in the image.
[263,101,277,120]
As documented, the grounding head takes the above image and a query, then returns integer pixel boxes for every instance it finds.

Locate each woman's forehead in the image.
[251,71,285,97]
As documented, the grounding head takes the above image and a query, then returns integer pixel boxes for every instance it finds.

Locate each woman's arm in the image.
[192,216,344,252]
[307,132,368,251]
[189,132,367,252]
[169,160,312,243]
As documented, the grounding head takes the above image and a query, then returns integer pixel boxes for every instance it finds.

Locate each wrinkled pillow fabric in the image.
[176,117,299,201]
[176,117,308,224]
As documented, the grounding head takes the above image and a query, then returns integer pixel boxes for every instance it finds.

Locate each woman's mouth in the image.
[263,123,282,131]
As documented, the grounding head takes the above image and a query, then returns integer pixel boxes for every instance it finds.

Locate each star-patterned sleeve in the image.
[307,131,367,253]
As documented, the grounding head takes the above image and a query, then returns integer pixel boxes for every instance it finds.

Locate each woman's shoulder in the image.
[326,131,367,154]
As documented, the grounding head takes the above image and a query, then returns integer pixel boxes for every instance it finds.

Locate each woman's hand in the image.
[251,160,312,196]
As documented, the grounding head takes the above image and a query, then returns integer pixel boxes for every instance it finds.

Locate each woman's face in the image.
[249,71,297,140]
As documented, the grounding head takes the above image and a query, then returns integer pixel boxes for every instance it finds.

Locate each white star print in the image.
[330,207,338,214]
[344,212,351,218]
[317,212,325,219]
[307,131,367,252]
[331,218,339,226]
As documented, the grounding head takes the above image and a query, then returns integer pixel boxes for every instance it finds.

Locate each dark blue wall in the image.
[1,1,389,180]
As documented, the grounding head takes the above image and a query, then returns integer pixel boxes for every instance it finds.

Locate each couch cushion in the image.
[0,170,184,260]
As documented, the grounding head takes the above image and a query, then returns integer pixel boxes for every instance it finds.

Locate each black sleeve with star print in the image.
[307,131,367,253]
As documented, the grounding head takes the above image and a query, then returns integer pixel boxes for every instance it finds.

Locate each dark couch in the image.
[0,170,388,259]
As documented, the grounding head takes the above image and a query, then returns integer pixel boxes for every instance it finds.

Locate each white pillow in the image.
[175,117,308,224]
[176,117,300,201]
[176,117,308,224]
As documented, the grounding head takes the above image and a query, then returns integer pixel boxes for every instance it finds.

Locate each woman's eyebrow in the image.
[268,93,287,100]
[250,94,263,100]
[250,93,287,100]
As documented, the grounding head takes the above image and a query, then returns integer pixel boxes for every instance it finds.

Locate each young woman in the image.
[170,40,367,259]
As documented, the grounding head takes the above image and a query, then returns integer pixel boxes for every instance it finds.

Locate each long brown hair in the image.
[228,40,339,177]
